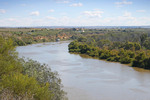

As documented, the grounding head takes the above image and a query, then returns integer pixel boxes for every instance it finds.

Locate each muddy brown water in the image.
[16,41,150,100]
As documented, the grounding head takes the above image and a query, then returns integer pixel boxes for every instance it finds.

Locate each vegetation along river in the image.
[16,41,150,100]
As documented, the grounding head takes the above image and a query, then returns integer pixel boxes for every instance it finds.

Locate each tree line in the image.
[69,32,150,69]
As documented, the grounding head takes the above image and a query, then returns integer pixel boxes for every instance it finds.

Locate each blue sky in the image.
[0,0,150,26]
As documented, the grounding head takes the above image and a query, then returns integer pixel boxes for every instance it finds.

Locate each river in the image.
[16,41,150,100]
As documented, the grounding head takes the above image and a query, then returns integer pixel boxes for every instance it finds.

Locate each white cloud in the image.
[115,0,132,7]
[131,17,150,26]
[118,11,135,21]
[46,16,56,20]
[123,11,132,17]
[0,10,150,27]
[55,0,70,3]
[48,9,55,13]
[0,9,6,14]
[70,3,83,7]
[83,10,104,18]
[7,18,17,21]
[30,11,40,16]
[112,11,136,25]
[63,1,70,3]
[0,15,150,27]
[136,10,146,13]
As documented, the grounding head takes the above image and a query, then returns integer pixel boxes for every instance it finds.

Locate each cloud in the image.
[46,16,56,20]
[123,11,132,17]
[136,10,146,13]
[0,9,6,14]
[30,11,40,16]
[62,1,70,3]
[116,11,136,25]
[48,9,55,13]
[55,0,70,3]
[0,15,150,27]
[7,18,17,21]
[83,10,104,18]
[70,3,83,7]
[115,0,132,7]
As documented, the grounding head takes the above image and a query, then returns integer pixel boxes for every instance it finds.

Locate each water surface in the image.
[16,41,150,100]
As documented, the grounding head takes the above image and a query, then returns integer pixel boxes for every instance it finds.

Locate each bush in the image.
[0,36,67,100]
[0,73,52,100]
[120,56,132,64]
[20,58,67,100]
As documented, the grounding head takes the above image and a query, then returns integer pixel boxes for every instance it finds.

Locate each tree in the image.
[20,58,67,100]
[0,36,67,100]
[140,33,148,46]
[124,42,134,50]
[0,36,22,76]
[97,39,111,48]
[79,44,90,54]
[0,73,52,100]
[143,38,150,49]
[134,42,141,50]
[68,41,80,52]
[77,37,87,42]
[132,51,146,68]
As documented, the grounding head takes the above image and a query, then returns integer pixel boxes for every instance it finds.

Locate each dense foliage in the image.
[20,58,67,100]
[0,36,67,100]
[68,31,150,69]
[1,28,150,46]
[0,28,73,46]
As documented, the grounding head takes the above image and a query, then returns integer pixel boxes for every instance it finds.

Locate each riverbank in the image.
[71,52,150,73]
[0,36,67,100]
[68,40,150,70]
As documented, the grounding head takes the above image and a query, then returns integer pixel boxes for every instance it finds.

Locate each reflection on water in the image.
[133,67,150,73]
[16,41,150,100]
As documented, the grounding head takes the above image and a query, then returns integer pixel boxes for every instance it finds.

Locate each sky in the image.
[0,0,150,26]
